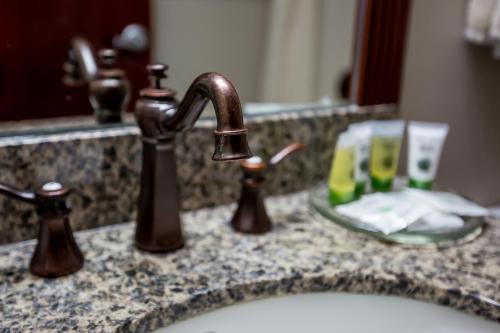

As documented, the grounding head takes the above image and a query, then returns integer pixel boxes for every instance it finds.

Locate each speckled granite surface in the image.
[0,192,499,332]
[0,105,395,244]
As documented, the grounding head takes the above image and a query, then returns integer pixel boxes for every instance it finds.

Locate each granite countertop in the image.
[0,192,499,332]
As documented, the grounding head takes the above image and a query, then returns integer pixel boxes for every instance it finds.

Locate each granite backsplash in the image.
[0,105,395,244]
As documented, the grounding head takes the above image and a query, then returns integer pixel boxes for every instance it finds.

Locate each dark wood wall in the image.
[0,1,150,122]
[350,0,412,106]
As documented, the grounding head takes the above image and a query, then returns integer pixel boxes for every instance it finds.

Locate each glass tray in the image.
[309,180,485,245]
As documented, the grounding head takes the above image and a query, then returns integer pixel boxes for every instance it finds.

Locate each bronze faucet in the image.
[134,64,252,252]
[0,182,84,278]
[63,37,130,123]
[231,142,305,234]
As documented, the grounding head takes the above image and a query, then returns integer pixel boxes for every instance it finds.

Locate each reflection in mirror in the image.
[0,0,354,136]
[153,0,355,116]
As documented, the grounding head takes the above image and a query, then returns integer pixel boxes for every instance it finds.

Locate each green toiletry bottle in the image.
[328,131,356,205]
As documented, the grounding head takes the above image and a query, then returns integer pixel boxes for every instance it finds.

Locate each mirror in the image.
[0,0,355,136]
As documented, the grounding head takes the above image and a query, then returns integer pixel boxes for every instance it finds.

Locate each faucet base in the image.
[30,215,84,278]
[135,238,184,253]
[94,110,123,124]
[135,139,185,253]
[231,182,272,234]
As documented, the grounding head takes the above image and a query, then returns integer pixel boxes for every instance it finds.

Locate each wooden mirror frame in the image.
[350,0,412,106]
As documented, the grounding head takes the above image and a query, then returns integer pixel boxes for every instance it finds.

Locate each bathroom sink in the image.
[155,293,499,333]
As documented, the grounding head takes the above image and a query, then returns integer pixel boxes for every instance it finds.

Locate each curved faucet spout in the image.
[166,72,244,131]
[70,37,98,83]
[165,72,252,161]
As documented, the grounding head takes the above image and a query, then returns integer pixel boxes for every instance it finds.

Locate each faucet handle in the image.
[0,182,84,278]
[146,63,168,90]
[0,183,36,204]
[147,63,168,81]
[231,142,306,235]
[112,23,149,54]
[268,142,306,166]
[240,142,306,175]
[139,63,176,99]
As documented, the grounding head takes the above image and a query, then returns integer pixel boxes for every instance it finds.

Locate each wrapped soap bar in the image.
[404,188,489,217]
[335,188,488,235]
[335,191,432,234]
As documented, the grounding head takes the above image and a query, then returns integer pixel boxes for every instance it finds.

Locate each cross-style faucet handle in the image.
[0,182,84,278]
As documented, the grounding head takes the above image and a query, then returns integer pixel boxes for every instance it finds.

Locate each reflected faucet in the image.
[63,37,130,123]
[135,64,252,252]
[63,37,98,86]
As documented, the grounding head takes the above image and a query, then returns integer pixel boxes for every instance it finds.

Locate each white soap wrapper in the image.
[334,188,487,235]
[336,192,433,234]
[407,211,464,232]
[403,188,489,217]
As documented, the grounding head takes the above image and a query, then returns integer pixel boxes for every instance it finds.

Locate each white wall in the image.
[152,0,269,104]
[317,0,355,101]
[152,0,354,105]
[400,0,500,205]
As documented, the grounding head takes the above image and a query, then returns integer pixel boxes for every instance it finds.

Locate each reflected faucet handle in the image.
[112,23,149,54]
[97,49,117,69]
[0,182,84,278]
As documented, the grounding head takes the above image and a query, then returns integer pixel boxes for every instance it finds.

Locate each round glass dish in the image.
[309,181,485,245]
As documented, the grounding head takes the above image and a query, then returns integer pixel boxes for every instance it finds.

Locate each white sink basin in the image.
[156,293,499,333]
